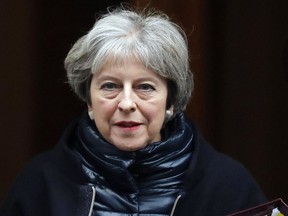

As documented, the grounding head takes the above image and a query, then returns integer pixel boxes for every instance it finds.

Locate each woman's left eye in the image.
[138,83,155,91]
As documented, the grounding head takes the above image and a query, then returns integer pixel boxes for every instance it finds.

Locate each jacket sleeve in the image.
[0,149,94,216]
[0,162,48,216]
[173,146,267,216]
[207,153,267,214]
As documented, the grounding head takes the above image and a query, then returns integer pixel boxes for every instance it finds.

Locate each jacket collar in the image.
[73,112,194,193]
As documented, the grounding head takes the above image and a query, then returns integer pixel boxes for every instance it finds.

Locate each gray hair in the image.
[64,8,193,115]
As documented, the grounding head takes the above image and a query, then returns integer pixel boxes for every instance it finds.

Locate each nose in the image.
[118,88,137,112]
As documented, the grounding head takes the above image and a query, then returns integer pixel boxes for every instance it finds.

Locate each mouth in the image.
[114,121,142,130]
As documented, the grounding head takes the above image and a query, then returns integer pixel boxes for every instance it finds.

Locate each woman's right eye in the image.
[100,82,118,91]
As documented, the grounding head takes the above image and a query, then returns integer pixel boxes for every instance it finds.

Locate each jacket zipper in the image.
[88,187,180,216]
[88,186,96,216]
[170,194,182,216]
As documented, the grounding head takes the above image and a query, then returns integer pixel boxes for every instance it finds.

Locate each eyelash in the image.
[99,82,156,92]
[138,83,155,91]
[100,82,118,90]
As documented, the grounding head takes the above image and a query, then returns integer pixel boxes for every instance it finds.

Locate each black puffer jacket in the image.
[0,113,266,216]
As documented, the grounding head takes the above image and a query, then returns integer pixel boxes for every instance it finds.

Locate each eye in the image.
[100,82,118,91]
[138,83,155,91]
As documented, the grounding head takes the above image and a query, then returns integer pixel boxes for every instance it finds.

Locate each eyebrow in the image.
[94,73,165,84]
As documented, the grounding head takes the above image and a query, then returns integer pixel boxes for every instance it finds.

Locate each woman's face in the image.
[89,58,172,151]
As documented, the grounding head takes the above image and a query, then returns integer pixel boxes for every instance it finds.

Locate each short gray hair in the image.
[64,7,193,115]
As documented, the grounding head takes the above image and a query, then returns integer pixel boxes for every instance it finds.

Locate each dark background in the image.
[1,0,287,203]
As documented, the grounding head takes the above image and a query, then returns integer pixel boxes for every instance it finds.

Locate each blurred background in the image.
[0,0,287,203]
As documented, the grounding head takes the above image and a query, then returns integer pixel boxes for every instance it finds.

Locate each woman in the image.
[0,7,266,216]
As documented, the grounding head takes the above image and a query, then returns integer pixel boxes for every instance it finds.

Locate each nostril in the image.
[130,106,136,112]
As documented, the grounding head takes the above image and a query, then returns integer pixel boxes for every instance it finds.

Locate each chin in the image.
[114,142,148,152]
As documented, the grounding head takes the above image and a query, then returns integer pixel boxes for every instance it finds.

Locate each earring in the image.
[165,110,172,120]
[88,111,93,120]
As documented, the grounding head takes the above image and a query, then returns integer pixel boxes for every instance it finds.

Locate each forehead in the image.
[104,53,143,68]
[95,55,146,75]
[92,57,167,85]
[99,58,154,76]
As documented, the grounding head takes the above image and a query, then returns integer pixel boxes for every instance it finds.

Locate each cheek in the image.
[143,101,167,123]
[91,98,117,120]
[92,95,114,109]
[92,101,114,135]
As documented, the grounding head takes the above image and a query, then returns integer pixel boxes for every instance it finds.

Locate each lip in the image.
[114,121,142,131]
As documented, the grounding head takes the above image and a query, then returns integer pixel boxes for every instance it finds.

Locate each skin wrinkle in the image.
[88,58,173,151]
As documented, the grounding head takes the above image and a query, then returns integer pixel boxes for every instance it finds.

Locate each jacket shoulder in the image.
[0,120,87,216]
[179,122,266,215]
